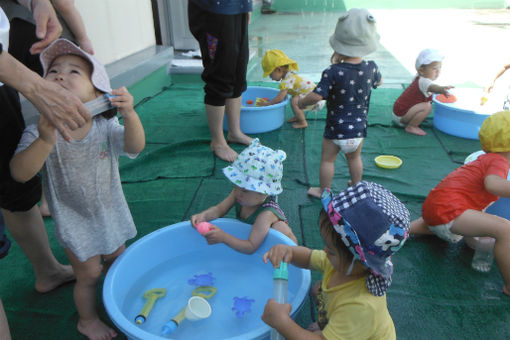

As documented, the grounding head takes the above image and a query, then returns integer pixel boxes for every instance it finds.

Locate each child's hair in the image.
[319,209,354,264]
[479,110,510,152]
[262,49,298,78]
[40,38,115,119]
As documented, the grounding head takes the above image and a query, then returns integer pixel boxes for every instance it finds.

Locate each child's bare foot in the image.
[405,126,427,136]
[210,143,238,162]
[503,286,510,296]
[35,265,75,293]
[292,121,308,129]
[307,187,322,198]
[78,318,117,340]
[287,117,297,123]
[227,132,253,146]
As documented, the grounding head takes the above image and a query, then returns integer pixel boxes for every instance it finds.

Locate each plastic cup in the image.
[185,296,211,321]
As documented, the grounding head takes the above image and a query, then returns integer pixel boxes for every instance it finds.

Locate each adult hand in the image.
[25,77,90,142]
[29,0,63,54]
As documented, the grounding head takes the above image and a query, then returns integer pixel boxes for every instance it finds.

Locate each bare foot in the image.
[307,187,322,198]
[292,121,308,129]
[307,322,320,332]
[287,117,297,123]
[503,286,510,296]
[405,126,427,136]
[210,143,238,162]
[35,265,75,293]
[227,132,253,146]
[78,318,117,340]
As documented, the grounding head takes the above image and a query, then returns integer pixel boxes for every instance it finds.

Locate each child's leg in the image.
[410,217,435,235]
[0,298,12,340]
[400,102,431,136]
[102,245,126,274]
[64,249,117,340]
[451,210,510,295]
[39,191,51,217]
[344,140,363,186]
[290,96,308,128]
[2,206,74,293]
[308,138,340,198]
[272,221,298,244]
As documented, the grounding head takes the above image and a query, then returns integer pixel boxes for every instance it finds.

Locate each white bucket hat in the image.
[415,48,444,71]
[329,8,380,57]
[40,38,111,93]
[222,138,286,196]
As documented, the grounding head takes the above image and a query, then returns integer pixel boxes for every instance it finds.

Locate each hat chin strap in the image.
[346,257,356,276]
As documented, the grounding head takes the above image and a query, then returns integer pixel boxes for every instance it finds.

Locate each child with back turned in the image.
[262,181,410,339]
[410,110,510,295]
[260,49,323,129]
[9,39,145,340]
[191,138,298,253]
[392,48,453,136]
[297,8,383,198]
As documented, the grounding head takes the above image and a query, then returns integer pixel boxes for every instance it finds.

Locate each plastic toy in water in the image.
[161,286,217,336]
[135,288,166,325]
[232,296,255,317]
[436,93,457,103]
[188,272,215,287]
[255,97,270,106]
[196,222,212,235]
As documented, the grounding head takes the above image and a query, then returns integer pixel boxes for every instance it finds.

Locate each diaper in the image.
[428,221,463,243]
[392,112,405,127]
[331,138,363,154]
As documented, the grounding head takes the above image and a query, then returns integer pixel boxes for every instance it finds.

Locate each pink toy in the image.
[196,222,212,235]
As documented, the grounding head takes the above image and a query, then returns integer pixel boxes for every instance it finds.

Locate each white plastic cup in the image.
[185,296,211,321]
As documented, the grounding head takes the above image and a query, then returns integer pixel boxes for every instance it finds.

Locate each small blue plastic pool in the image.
[103,218,310,340]
[223,86,289,134]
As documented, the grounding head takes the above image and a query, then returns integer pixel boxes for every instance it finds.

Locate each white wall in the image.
[75,0,156,65]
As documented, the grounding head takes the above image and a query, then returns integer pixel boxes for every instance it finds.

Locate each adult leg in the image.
[0,299,12,340]
[400,102,431,136]
[64,249,117,340]
[308,138,340,198]
[450,210,510,295]
[225,96,252,146]
[290,95,307,129]
[2,206,74,293]
[344,140,363,186]
[205,104,238,162]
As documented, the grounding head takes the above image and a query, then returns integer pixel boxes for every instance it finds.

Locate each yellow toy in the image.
[135,288,167,325]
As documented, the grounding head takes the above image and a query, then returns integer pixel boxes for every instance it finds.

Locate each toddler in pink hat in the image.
[9,38,145,340]
[191,138,297,253]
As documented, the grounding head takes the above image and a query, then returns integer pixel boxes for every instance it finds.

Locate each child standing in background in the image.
[262,181,410,339]
[191,138,298,253]
[484,61,510,109]
[410,110,510,296]
[10,39,145,340]
[298,8,383,198]
[261,49,321,129]
[392,48,453,136]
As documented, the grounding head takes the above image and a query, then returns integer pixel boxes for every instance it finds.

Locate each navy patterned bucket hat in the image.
[321,181,410,296]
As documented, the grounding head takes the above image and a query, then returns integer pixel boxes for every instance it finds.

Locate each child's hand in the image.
[263,244,293,267]
[37,114,58,146]
[203,224,225,245]
[261,298,292,329]
[440,85,454,95]
[109,87,135,118]
[190,213,206,227]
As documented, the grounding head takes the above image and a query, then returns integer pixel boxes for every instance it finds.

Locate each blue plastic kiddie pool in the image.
[103,218,310,340]
[433,88,501,140]
[223,86,289,134]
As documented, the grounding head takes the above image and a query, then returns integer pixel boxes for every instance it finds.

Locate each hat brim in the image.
[222,166,282,196]
[329,34,379,57]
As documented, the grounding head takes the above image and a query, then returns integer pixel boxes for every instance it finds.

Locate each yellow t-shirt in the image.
[279,72,316,96]
[310,250,396,340]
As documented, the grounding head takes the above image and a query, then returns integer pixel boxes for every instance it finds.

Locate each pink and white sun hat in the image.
[222,138,287,196]
[40,38,111,93]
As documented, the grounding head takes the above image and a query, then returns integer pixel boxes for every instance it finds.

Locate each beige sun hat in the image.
[329,8,380,57]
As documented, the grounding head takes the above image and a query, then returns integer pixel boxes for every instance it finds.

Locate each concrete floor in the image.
[248,8,510,88]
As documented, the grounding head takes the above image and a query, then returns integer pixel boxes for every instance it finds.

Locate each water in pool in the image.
[122,248,297,339]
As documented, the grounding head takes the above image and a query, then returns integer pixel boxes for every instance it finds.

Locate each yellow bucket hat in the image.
[479,110,510,152]
[262,49,299,78]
